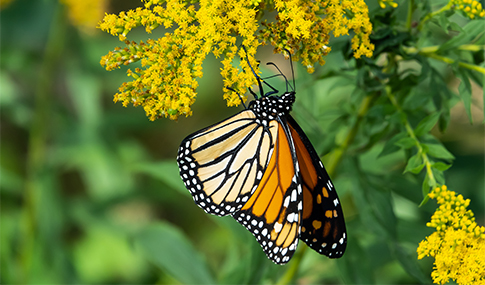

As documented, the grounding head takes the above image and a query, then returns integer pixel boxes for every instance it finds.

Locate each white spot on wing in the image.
[283,196,290,207]
[274,222,282,233]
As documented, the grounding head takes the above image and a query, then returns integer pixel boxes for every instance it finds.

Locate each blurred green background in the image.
[1,0,484,284]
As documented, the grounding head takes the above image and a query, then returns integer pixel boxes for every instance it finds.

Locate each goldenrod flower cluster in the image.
[98,0,374,120]
[61,0,107,33]
[261,0,374,73]
[451,0,485,18]
[417,185,485,285]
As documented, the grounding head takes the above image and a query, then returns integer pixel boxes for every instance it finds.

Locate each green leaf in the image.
[457,70,473,124]
[432,168,446,185]
[135,223,215,284]
[421,174,430,202]
[414,112,441,137]
[439,20,485,52]
[448,21,464,34]
[392,242,431,284]
[438,12,451,32]
[368,187,397,238]
[439,107,451,133]
[394,137,416,149]
[379,132,407,158]
[133,161,188,195]
[424,143,455,160]
[337,231,375,284]
[402,87,432,111]
[419,181,431,206]
[432,162,452,171]
[404,153,424,174]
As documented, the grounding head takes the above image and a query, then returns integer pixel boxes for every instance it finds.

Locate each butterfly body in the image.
[177,66,346,264]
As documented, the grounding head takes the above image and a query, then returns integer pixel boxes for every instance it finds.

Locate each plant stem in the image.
[277,92,376,285]
[418,1,453,31]
[326,94,375,175]
[426,53,485,74]
[21,3,67,282]
[405,45,485,54]
[385,87,437,189]
[406,0,415,30]
[277,244,307,285]
[402,45,485,74]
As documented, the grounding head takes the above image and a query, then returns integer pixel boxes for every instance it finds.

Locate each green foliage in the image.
[135,223,215,284]
[1,0,483,284]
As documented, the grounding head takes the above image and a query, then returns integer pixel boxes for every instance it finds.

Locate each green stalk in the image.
[276,244,307,285]
[21,3,67,282]
[418,1,453,31]
[426,53,485,74]
[385,87,437,189]
[402,45,485,74]
[277,93,376,285]
[405,45,485,53]
[406,0,415,30]
[326,94,375,175]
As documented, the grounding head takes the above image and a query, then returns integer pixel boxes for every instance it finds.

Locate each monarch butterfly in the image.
[177,51,346,264]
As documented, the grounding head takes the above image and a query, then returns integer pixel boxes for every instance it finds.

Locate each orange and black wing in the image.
[177,110,276,216]
[287,116,347,258]
[233,119,302,264]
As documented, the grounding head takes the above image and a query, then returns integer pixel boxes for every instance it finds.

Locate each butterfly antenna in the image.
[242,46,264,99]
[248,87,259,100]
[284,48,296,92]
[226,87,247,109]
[260,79,279,97]
[265,62,290,92]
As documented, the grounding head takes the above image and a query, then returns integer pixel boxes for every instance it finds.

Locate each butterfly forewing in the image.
[177,110,276,216]
[287,116,347,258]
[233,120,302,264]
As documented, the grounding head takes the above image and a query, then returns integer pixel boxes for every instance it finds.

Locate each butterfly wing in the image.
[287,116,347,258]
[177,110,277,216]
[232,118,302,264]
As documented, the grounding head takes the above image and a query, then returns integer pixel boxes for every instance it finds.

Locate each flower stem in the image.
[277,92,376,285]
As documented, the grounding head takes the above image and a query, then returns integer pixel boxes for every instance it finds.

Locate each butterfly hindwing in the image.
[233,118,302,264]
[287,116,347,258]
[177,110,276,216]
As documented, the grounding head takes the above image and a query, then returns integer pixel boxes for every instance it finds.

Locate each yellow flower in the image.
[60,0,107,33]
[417,185,485,285]
[99,0,374,120]
[451,0,485,19]
[377,0,398,9]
